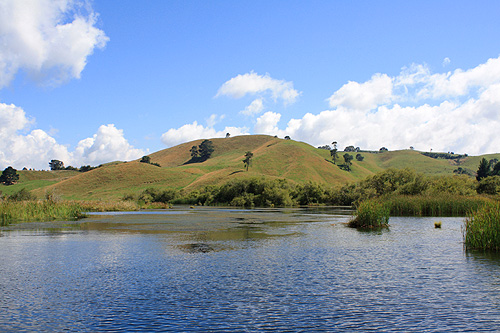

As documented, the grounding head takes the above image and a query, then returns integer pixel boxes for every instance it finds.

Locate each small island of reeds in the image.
[463,202,500,251]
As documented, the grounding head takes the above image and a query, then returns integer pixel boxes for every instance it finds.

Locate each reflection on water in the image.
[1,207,500,331]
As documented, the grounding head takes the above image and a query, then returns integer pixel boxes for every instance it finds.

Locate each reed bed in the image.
[0,200,139,226]
[78,200,140,212]
[0,201,85,226]
[464,202,500,251]
[381,195,492,217]
[349,200,389,228]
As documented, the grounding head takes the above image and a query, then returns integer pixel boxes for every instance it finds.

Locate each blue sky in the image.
[1,0,500,169]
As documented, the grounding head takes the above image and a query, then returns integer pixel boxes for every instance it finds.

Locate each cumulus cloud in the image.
[240,98,264,116]
[0,0,108,87]
[327,73,393,110]
[165,55,500,155]
[216,72,300,105]
[0,102,143,169]
[73,124,144,165]
[161,121,249,147]
[260,55,500,155]
[254,111,283,135]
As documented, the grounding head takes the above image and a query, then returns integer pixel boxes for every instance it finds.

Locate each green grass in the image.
[348,200,390,228]
[381,194,492,217]
[0,200,85,226]
[464,202,500,251]
[8,135,500,202]
[0,200,139,226]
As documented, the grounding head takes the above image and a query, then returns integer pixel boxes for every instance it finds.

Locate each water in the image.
[1,207,500,332]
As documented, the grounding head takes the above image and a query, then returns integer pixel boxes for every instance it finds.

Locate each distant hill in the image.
[5,135,497,201]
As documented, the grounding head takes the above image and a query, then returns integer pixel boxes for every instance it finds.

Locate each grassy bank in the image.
[464,202,500,251]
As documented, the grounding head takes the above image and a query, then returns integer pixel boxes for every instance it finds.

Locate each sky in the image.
[1,0,500,170]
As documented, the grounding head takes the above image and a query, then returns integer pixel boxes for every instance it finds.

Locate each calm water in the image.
[1,207,500,332]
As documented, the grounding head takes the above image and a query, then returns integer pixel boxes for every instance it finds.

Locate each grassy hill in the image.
[4,135,496,201]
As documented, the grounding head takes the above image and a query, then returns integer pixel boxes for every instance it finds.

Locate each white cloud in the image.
[206,114,225,127]
[254,111,282,135]
[161,121,249,147]
[216,72,300,105]
[328,73,393,110]
[0,0,108,88]
[240,98,264,116]
[0,103,143,169]
[442,57,451,67]
[73,124,144,165]
[259,55,500,155]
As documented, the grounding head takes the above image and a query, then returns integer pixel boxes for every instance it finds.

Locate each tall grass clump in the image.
[464,202,500,251]
[383,194,492,217]
[348,200,389,228]
[0,200,86,226]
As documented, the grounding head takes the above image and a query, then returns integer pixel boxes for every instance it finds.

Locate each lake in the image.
[1,206,499,332]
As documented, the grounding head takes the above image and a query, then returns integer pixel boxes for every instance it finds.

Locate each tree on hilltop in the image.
[49,160,64,170]
[0,166,19,185]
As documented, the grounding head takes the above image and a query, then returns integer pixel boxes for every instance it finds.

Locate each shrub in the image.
[477,176,500,195]
[8,188,36,201]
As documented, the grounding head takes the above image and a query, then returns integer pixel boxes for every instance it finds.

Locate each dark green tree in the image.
[140,156,151,164]
[190,145,199,158]
[0,166,19,185]
[492,161,500,176]
[356,153,364,161]
[79,165,96,172]
[49,159,64,170]
[243,151,253,171]
[199,140,214,160]
[343,153,353,171]
[476,157,491,181]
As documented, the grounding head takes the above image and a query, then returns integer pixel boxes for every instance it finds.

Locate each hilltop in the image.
[4,135,498,201]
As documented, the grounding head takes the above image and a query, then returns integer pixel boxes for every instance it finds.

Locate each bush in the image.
[138,188,178,204]
[477,176,500,195]
[8,188,36,201]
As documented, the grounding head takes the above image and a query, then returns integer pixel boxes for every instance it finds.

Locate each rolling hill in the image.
[5,135,498,201]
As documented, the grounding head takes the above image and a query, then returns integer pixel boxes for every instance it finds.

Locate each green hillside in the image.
[4,135,489,201]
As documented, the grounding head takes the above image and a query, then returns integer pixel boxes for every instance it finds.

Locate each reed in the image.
[464,202,500,251]
[0,200,85,226]
[77,200,140,212]
[348,200,389,228]
[381,194,491,217]
[0,200,139,226]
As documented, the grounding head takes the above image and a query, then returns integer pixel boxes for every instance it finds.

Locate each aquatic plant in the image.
[381,194,491,217]
[464,202,500,251]
[0,200,139,226]
[348,200,389,228]
[0,200,85,226]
